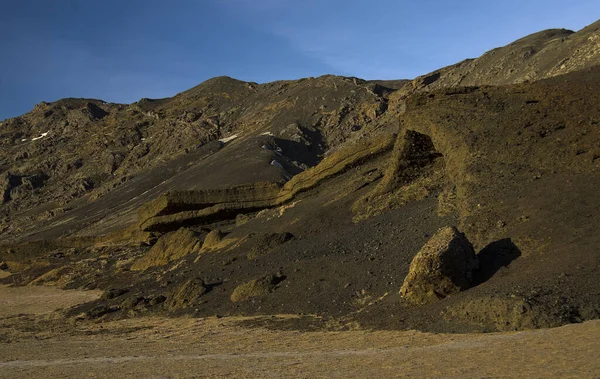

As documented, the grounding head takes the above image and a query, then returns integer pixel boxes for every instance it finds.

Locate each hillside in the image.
[0,20,599,333]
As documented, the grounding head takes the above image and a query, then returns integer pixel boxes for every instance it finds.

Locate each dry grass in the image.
[1,286,598,378]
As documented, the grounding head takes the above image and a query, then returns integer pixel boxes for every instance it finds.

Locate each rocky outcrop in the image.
[130,228,201,271]
[0,173,21,203]
[201,229,225,251]
[138,133,396,232]
[167,277,208,310]
[137,182,282,224]
[230,274,286,302]
[400,227,478,305]
[352,129,444,221]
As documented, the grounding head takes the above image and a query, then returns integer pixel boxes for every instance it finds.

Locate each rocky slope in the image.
[1,20,600,333]
[0,75,393,242]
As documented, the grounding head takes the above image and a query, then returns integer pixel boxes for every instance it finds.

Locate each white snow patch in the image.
[261,132,274,136]
[270,160,284,169]
[218,134,238,143]
[31,131,50,141]
[21,138,27,142]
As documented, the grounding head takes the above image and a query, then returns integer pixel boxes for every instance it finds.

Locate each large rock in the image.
[247,232,294,260]
[167,277,208,310]
[400,226,478,305]
[130,228,201,271]
[230,274,285,302]
[201,229,225,251]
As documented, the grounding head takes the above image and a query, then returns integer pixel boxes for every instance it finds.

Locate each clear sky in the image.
[1,0,599,120]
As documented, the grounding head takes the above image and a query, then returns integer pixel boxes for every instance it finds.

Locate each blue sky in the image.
[1,0,599,120]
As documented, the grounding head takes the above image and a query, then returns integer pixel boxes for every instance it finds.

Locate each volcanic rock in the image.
[400,226,478,305]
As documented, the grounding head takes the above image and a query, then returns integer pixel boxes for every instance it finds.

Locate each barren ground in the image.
[1,286,598,378]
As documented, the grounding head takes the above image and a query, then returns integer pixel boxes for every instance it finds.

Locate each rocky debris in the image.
[247,232,294,260]
[230,273,286,302]
[130,228,201,271]
[167,277,208,310]
[400,226,478,305]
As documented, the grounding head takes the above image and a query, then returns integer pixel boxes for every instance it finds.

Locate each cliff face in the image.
[1,21,600,333]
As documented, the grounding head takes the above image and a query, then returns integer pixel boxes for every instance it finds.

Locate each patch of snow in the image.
[261,132,274,136]
[218,134,238,143]
[31,131,50,141]
[21,138,27,142]
[270,160,284,169]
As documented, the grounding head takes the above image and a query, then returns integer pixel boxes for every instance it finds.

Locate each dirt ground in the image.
[1,286,598,378]
[0,284,102,317]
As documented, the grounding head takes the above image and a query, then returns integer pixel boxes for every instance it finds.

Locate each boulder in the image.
[130,228,201,271]
[400,226,478,305]
[230,274,286,302]
[201,229,225,250]
[235,213,250,226]
[167,277,208,310]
